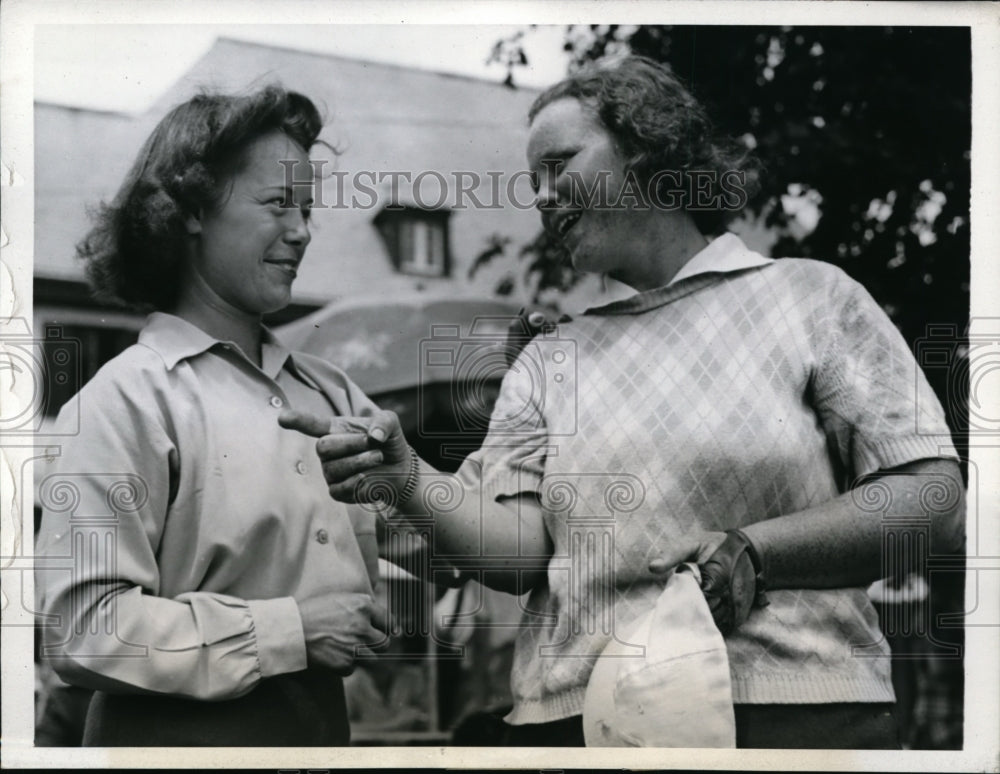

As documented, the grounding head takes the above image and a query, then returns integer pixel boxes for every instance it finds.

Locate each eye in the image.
[300,205,313,222]
[545,153,572,172]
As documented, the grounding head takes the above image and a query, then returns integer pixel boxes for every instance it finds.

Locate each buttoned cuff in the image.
[247,597,307,678]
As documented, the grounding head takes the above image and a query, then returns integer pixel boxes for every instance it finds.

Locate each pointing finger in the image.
[278,409,332,438]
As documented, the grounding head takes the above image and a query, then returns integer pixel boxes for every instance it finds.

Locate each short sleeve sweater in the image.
[458,234,958,724]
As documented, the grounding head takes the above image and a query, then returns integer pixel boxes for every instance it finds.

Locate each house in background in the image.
[34,37,616,423]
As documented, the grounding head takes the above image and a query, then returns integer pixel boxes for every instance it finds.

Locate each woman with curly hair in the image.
[36,86,387,746]
[282,56,963,748]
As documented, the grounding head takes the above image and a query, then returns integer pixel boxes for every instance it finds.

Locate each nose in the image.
[533,170,560,213]
[534,188,558,213]
[534,157,575,214]
[283,209,311,248]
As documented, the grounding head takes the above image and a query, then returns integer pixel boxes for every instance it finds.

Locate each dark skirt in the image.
[82,668,349,746]
[734,702,900,749]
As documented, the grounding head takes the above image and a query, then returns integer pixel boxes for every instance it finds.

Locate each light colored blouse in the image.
[36,312,381,700]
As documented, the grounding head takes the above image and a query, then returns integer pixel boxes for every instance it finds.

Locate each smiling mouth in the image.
[264,259,299,278]
[554,211,582,240]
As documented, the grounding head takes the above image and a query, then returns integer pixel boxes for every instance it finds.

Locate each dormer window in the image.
[374,206,451,278]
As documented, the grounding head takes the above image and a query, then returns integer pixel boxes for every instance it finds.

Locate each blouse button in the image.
[315,529,329,544]
[295,460,308,475]
[269,395,284,409]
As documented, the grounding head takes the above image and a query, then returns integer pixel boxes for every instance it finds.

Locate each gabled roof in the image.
[151,36,542,117]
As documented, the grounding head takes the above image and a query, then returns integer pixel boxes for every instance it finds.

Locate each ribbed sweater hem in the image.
[505,674,895,724]
[730,674,896,704]
[504,686,587,725]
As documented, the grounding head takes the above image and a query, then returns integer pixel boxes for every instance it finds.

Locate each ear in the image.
[184,210,202,236]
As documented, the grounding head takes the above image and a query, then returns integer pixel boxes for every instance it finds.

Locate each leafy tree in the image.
[493,25,970,449]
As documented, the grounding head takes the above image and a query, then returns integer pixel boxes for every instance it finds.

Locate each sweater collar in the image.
[584,233,773,316]
[139,312,292,379]
[667,232,772,286]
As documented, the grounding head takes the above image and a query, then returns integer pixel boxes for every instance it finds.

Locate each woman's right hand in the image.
[296,590,389,674]
[279,409,412,505]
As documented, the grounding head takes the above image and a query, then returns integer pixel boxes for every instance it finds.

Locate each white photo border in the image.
[2,0,998,770]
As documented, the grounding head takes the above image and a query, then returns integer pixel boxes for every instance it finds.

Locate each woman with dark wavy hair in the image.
[283,56,963,748]
[37,86,387,746]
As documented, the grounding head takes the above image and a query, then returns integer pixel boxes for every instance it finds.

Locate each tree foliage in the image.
[498,25,971,445]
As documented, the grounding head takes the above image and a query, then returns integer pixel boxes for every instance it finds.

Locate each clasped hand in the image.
[650,530,765,637]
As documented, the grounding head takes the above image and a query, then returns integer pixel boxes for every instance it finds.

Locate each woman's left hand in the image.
[648,530,763,636]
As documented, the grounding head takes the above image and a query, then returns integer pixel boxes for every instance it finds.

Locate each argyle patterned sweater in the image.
[460,244,957,725]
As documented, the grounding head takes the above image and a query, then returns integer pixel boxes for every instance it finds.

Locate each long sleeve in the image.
[36,359,307,701]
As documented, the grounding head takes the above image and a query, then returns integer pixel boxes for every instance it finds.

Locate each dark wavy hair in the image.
[77,86,326,311]
[528,55,760,235]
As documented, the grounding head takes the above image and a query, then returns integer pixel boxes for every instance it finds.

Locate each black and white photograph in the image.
[1,1,998,770]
